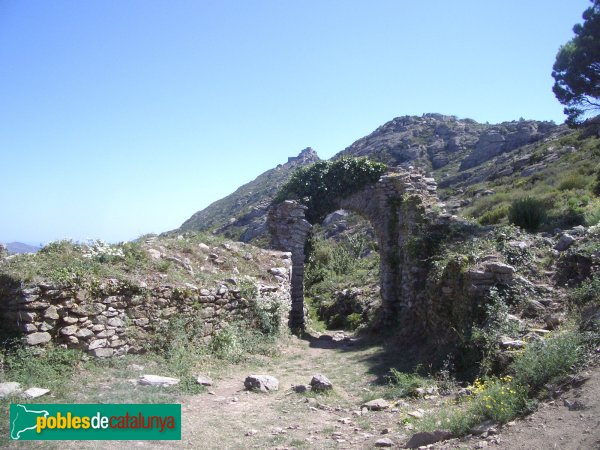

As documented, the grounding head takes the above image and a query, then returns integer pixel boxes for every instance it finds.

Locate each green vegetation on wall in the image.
[273,157,387,224]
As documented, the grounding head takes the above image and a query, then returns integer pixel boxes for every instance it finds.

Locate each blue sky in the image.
[0,0,591,244]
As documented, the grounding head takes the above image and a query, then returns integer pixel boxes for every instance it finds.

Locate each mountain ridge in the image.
[176,114,570,242]
[178,147,320,243]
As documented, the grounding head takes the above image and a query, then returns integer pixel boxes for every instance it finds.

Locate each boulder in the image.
[43,306,60,320]
[555,234,576,251]
[405,430,452,448]
[107,317,124,327]
[310,374,333,392]
[0,382,22,397]
[88,339,107,350]
[244,375,279,392]
[499,339,525,350]
[196,374,214,386]
[91,348,114,358]
[470,420,497,435]
[60,325,79,336]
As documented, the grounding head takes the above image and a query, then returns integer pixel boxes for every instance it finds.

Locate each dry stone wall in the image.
[0,274,290,357]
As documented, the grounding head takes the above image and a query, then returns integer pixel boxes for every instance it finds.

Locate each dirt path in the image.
[8,333,600,449]
[177,331,404,449]
[179,335,600,450]
[40,331,411,450]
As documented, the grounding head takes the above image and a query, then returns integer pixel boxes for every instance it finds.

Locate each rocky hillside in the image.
[336,113,565,179]
[177,114,575,244]
[178,147,320,244]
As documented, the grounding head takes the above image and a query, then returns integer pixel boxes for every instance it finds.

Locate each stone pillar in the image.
[268,201,312,330]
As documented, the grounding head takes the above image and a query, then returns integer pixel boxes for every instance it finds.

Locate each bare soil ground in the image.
[5,332,600,449]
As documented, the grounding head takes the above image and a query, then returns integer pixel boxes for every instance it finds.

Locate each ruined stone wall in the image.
[0,276,290,357]
[269,167,453,330]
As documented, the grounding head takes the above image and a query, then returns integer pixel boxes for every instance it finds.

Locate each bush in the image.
[508,197,547,231]
[385,368,432,398]
[274,157,387,224]
[417,376,530,436]
[594,170,600,196]
[569,275,600,308]
[585,201,600,225]
[249,297,282,336]
[209,323,278,363]
[510,332,584,394]
[468,376,530,424]
[470,287,522,376]
[478,204,509,225]
[558,174,589,191]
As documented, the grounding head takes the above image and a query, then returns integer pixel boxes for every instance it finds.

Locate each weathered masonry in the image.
[269,167,451,330]
[0,266,291,356]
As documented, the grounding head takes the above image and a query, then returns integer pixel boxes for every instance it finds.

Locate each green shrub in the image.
[209,323,278,363]
[345,312,363,330]
[478,204,509,225]
[508,197,547,231]
[510,332,584,394]
[470,287,522,376]
[584,201,600,225]
[385,368,432,398]
[594,169,600,196]
[558,174,589,191]
[468,376,530,424]
[249,297,282,336]
[274,157,387,224]
[569,275,600,308]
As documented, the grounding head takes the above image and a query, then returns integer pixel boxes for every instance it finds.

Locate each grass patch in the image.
[0,345,82,396]
[384,368,433,399]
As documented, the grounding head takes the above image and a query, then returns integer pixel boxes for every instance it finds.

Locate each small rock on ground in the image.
[362,398,390,411]
[375,437,394,447]
[196,374,214,386]
[138,375,180,386]
[22,387,50,399]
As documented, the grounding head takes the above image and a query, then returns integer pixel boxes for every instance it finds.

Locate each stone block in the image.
[26,332,51,345]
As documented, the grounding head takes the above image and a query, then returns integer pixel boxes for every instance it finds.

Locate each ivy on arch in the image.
[273,157,387,224]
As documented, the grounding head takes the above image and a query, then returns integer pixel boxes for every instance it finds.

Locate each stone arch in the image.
[268,167,445,330]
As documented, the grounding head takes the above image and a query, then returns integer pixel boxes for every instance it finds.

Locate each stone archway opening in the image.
[268,166,443,331]
[304,211,381,330]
